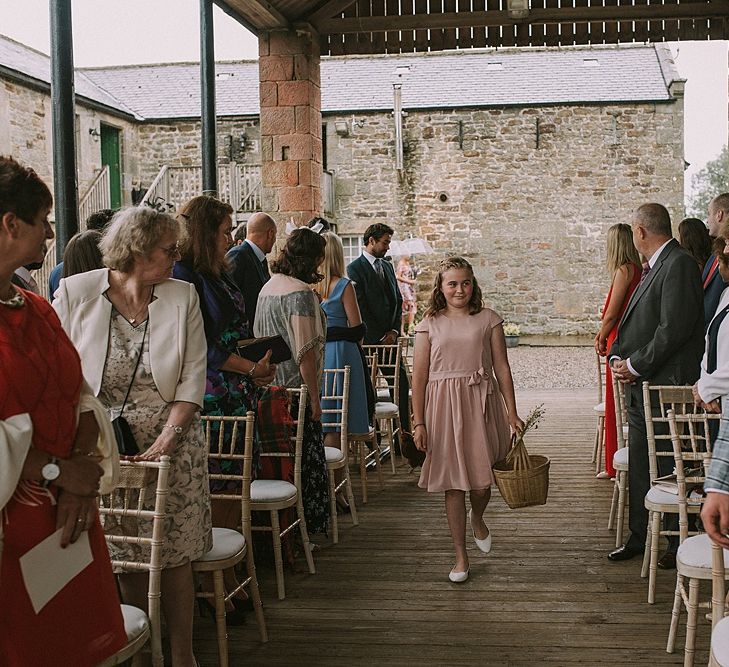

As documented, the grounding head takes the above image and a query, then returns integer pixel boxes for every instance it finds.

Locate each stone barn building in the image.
[0,34,684,334]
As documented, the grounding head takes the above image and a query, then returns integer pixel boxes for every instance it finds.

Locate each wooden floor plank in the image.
[192,389,712,665]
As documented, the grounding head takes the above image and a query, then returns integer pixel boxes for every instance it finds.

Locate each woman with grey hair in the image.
[53,206,211,667]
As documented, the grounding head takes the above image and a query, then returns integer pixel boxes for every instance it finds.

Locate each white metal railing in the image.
[140,165,170,210]
[322,170,335,216]
[78,165,110,228]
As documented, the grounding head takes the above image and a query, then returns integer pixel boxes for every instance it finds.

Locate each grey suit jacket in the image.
[609,239,704,402]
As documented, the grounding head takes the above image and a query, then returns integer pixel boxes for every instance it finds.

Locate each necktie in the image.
[638,263,650,286]
[261,257,270,281]
[374,258,385,282]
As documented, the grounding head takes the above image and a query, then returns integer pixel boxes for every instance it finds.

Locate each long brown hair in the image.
[424,256,483,317]
[177,195,233,277]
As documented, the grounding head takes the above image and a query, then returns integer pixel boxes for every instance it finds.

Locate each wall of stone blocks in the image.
[324,101,685,335]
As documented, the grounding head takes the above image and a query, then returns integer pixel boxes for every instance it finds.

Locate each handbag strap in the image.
[117,316,150,419]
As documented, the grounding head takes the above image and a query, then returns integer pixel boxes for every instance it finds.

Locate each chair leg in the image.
[328,468,339,544]
[245,547,268,643]
[641,514,651,579]
[212,569,229,667]
[296,499,316,575]
[648,511,662,604]
[385,418,397,474]
[591,417,600,463]
[594,415,605,474]
[615,471,628,549]
[357,441,369,504]
[374,438,384,489]
[270,510,286,601]
[344,467,359,527]
[608,477,619,530]
[685,578,700,667]
[667,573,683,653]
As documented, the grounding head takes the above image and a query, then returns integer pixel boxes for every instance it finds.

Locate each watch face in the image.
[42,462,61,481]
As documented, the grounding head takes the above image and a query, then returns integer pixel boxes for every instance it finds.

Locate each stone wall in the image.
[325,99,684,335]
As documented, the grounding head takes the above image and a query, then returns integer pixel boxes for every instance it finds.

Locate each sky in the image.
[0,1,726,205]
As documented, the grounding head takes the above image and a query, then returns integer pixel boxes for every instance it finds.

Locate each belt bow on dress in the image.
[429,366,494,421]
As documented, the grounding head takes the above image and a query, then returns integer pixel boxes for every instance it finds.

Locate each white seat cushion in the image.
[376,388,390,401]
[325,446,346,464]
[677,533,729,570]
[613,448,629,467]
[197,527,246,562]
[594,402,605,414]
[375,402,398,417]
[120,604,148,642]
[712,616,729,665]
[645,485,701,508]
[251,479,297,502]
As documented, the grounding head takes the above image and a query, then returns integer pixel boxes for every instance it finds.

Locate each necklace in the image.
[0,285,25,309]
[120,285,152,325]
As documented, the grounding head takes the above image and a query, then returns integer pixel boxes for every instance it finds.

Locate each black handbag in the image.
[111,318,149,456]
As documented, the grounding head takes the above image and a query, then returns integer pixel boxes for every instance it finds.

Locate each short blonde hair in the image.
[100,207,181,273]
[315,232,346,299]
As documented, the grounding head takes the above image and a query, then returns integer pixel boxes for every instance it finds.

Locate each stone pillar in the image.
[258,28,322,229]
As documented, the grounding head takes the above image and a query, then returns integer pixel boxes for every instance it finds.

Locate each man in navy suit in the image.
[704,194,729,328]
[226,212,277,331]
[347,223,410,435]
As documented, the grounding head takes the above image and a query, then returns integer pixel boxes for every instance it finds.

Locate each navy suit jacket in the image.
[347,254,402,344]
[702,256,726,330]
[226,241,268,331]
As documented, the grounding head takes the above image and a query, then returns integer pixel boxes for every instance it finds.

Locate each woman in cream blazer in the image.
[53,207,210,667]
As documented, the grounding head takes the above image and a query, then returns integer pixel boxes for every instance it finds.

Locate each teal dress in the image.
[321,277,370,434]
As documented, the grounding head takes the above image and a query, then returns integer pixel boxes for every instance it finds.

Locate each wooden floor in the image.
[193,389,712,666]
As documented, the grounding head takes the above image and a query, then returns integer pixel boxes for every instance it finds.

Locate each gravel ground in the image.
[507,345,599,390]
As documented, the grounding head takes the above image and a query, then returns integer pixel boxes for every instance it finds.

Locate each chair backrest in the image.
[202,412,255,540]
[363,341,403,398]
[596,352,605,404]
[99,457,171,666]
[711,541,727,628]
[612,372,628,450]
[666,410,719,540]
[257,385,308,491]
[643,382,698,480]
[321,366,350,450]
[365,353,378,387]
[400,336,413,385]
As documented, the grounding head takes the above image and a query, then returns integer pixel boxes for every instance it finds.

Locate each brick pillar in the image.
[259,29,322,229]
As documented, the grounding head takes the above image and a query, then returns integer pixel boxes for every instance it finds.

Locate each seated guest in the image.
[49,208,114,300]
[0,155,126,666]
[226,211,277,330]
[678,217,712,273]
[61,229,104,279]
[173,196,275,620]
[255,227,330,534]
[54,206,210,667]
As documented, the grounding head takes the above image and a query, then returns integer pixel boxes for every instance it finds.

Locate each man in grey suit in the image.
[608,203,704,563]
[226,212,276,331]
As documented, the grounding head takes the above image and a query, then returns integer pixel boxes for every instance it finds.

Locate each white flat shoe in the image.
[595,471,611,479]
[469,509,492,554]
[448,567,469,583]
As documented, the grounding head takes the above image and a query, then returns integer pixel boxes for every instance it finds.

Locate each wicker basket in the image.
[493,436,550,509]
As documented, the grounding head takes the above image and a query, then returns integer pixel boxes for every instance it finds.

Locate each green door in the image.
[100,123,122,209]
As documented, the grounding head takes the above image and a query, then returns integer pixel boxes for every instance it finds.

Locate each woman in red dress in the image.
[0,156,126,666]
[594,223,642,478]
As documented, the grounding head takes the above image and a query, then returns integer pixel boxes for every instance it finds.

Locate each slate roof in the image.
[0,35,140,119]
[0,33,680,121]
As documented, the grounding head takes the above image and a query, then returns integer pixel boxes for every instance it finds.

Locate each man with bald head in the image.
[226,212,277,330]
[703,193,729,327]
[607,203,704,566]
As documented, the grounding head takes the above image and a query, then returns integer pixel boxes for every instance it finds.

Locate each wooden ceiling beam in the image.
[222,0,289,30]
[317,5,729,34]
[308,0,358,25]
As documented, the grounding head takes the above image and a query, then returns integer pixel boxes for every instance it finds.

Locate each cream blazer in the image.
[697,285,729,403]
[53,268,206,407]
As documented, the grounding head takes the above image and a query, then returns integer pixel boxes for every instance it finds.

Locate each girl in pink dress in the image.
[412,257,523,583]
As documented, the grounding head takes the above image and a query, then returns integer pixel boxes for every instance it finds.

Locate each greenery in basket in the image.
[503,322,520,337]
[515,403,546,444]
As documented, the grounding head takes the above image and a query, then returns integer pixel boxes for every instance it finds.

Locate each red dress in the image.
[601,263,641,477]
[0,291,126,666]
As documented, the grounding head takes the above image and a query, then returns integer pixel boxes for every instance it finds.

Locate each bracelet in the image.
[248,361,257,378]
[413,423,426,430]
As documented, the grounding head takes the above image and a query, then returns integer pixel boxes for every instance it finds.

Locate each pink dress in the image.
[416,309,511,492]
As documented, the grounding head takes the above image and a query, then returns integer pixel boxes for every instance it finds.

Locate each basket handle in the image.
[506,434,532,471]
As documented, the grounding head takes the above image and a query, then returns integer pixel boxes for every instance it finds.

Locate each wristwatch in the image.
[164,424,184,437]
[41,456,61,488]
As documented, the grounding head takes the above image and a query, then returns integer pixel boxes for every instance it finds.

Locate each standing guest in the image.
[396,255,417,336]
[607,203,704,567]
[61,229,104,279]
[255,227,330,534]
[678,217,712,273]
[11,262,42,294]
[693,235,729,549]
[347,223,410,433]
[226,211,277,330]
[172,195,275,621]
[54,206,210,667]
[232,222,247,245]
[594,223,642,478]
[704,194,729,328]
[316,232,371,456]
[0,155,126,666]
[49,208,114,300]
[412,257,523,583]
